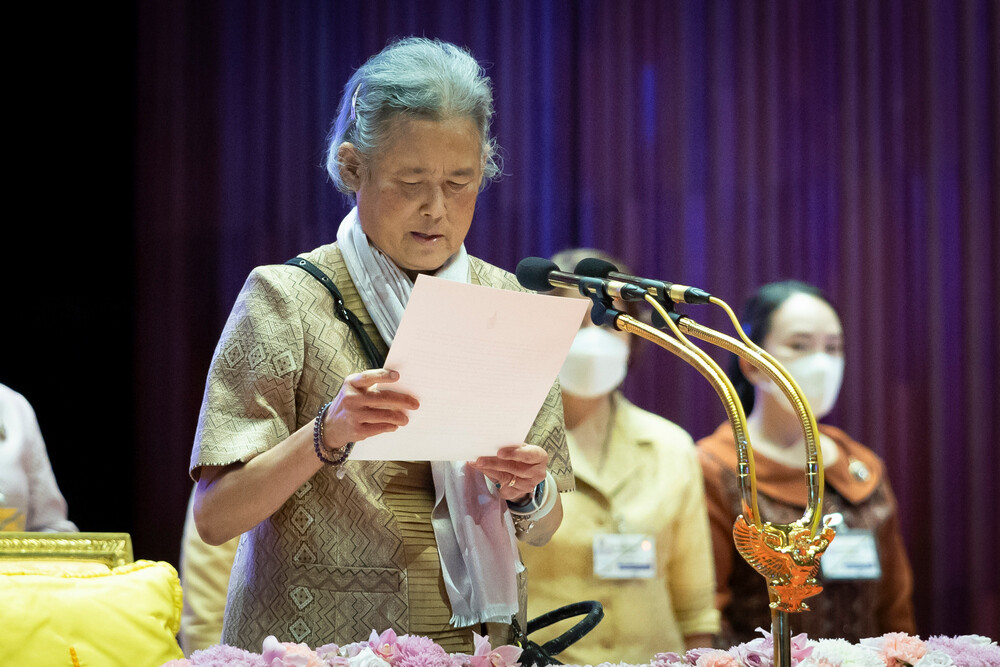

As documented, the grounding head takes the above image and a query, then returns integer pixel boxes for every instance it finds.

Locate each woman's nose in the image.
[421,185,447,218]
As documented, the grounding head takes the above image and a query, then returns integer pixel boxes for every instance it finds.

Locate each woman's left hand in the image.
[469,444,549,503]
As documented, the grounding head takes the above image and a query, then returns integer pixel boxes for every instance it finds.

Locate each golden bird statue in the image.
[732,514,836,613]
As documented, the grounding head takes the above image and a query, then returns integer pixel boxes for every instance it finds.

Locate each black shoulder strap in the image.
[284,257,385,369]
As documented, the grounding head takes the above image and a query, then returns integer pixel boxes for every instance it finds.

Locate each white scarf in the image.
[336,207,522,627]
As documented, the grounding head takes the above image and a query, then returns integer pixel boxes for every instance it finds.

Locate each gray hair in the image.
[325,37,501,198]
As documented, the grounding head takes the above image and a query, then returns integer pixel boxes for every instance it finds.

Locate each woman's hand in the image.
[469,444,549,503]
[321,369,420,450]
[195,368,419,545]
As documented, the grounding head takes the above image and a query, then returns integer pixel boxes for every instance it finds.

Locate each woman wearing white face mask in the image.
[697,281,916,646]
[520,249,720,665]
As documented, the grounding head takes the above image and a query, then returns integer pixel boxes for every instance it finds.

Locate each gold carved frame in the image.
[0,532,134,569]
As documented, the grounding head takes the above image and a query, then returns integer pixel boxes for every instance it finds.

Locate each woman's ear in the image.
[337,143,363,190]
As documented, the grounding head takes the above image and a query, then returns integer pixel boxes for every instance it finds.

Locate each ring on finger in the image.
[507,477,517,487]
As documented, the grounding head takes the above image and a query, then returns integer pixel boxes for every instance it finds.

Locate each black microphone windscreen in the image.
[515,257,561,292]
[574,257,617,279]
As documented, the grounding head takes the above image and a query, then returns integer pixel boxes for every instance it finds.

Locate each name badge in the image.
[821,529,881,580]
[593,533,656,579]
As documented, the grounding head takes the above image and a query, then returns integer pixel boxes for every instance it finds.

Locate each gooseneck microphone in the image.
[515,257,648,301]
[522,257,826,665]
[573,257,713,305]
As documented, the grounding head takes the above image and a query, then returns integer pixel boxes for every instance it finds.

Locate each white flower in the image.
[347,647,391,667]
[956,635,997,647]
[912,650,955,666]
[858,636,885,651]
[811,638,884,667]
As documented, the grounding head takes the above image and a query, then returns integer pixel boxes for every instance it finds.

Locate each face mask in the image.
[558,326,630,398]
[762,352,844,420]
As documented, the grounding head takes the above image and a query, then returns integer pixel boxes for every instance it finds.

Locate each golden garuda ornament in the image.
[733,515,836,613]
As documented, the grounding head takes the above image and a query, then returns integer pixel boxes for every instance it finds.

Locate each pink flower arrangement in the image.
[923,635,1000,667]
[160,630,997,667]
[469,631,522,667]
[693,650,739,667]
[161,630,518,667]
[860,632,927,666]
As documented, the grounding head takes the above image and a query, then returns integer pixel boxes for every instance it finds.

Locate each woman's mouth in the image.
[410,232,444,244]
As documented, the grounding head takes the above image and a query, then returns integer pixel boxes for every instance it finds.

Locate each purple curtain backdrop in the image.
[4,0,995,642]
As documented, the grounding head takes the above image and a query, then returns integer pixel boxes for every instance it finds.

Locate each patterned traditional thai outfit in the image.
[190,244,573,653]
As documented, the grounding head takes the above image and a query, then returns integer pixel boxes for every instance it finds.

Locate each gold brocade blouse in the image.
[190,243,573,653]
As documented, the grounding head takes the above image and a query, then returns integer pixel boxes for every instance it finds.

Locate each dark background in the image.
[4,0,997,641]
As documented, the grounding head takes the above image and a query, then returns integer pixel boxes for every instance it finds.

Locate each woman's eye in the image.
[448,181,470,190]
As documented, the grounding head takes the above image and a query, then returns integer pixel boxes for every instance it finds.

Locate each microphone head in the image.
[574,257,618,279]
[515,257,560,292]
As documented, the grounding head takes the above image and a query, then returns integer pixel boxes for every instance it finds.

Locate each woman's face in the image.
[761,292,844,362]
[754,291,845,419]
[350,115,484,277]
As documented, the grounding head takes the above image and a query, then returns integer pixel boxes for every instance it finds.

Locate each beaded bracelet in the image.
[313,401,354,478]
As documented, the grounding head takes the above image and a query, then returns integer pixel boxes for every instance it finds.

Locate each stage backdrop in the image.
[3,0,995,642]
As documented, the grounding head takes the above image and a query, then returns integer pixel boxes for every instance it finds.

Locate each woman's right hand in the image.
[320,368,420,450]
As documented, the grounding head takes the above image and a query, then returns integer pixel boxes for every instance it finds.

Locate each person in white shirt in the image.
[0,382,77,532]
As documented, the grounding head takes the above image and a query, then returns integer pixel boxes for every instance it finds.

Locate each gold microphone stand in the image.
[599,291,835,667]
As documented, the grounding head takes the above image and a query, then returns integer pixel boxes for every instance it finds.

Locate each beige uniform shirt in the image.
[521,393,719,664]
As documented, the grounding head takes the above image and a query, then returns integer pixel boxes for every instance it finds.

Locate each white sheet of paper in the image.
[351,274,589,461]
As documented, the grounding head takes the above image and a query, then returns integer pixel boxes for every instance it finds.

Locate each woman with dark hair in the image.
[697,280,916,645]
[189,37,571,653]
[520,248,719,664]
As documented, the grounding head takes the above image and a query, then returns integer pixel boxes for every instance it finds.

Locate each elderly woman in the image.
[190,37,572,653]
